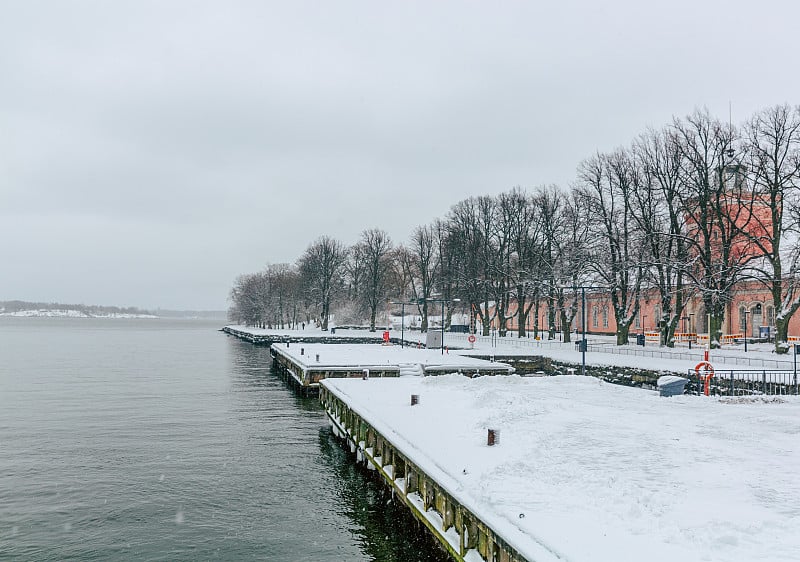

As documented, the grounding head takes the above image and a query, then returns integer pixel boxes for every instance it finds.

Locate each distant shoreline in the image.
[0,300,227,320]
[0,310,228,320]
[0,309,160,319]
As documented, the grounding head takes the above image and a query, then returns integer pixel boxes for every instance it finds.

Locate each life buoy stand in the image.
[695,361,715,396]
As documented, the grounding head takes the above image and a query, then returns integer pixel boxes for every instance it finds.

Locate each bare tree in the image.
[499,188,543,337]
[632,127,692,346]
[345,242,367,306]
[399,224,440,331]
[298,236,347,330]
[534,186,591,342]
[673,109,751,347]
[743,104,800,353]
[354,228,394,331]
[579,150,645,345]
[445,196,498,335]
[228,271,271,327]
[265,263,301,329]
[492,191,518,336]
[389,245,414,302]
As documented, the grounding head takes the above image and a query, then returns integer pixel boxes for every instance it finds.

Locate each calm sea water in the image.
[0,318,447,561]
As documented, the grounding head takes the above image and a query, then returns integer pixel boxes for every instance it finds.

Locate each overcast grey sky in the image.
[1,0,798,310]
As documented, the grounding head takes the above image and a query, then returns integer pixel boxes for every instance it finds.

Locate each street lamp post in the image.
[390,300,418,348]
[427,297,461,354]
[581,287,586,376]
[743,309,750,353]
[681,315,689,347]
[549,285,606,375]
[566,285,598,376]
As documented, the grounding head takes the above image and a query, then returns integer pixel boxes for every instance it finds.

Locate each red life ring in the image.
[695,361,715,396]
[468,334,476,343]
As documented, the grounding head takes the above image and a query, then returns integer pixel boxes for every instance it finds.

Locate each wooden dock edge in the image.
[270,345,401,391]
[320,384,537,562]
[222,325,393,346]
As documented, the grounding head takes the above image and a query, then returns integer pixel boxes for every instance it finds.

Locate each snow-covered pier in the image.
[321,374,800,562]
[222,325,390,346]
[272,343,514,391]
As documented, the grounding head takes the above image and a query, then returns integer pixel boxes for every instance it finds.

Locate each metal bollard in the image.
[410,394,419,406]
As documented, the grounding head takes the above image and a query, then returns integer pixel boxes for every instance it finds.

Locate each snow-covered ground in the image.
[323,375,800,562]
[0,309,158,318]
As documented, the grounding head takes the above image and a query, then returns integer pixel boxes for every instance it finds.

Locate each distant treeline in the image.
[0,300,154,316]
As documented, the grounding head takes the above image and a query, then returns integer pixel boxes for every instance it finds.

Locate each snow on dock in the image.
[272,343,514,389]
[321,374,800,562]
[222,325,389,345]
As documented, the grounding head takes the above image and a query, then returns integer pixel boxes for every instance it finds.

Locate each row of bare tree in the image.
[229,104,800,352]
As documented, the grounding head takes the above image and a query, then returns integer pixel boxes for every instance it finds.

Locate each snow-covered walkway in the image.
[226,324,800,375]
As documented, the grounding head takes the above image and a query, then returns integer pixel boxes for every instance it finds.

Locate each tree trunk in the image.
[616,323,630,346]
[482,295,491,336]
[321,301,329,331]
[709,313,723,349]
[560,310,571,343]
[775,315,790,354]
[773,278,793,354]
[665,316,679,348]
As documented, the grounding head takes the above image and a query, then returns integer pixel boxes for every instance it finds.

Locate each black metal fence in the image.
[685,369,800,396]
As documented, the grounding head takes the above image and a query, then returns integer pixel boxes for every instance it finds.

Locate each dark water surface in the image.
[0,318,447,561]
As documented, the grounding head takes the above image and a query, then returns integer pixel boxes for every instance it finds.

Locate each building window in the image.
[602,306,609,328]
[592,306,598,327]
[739,306,747,332]
[767,306,775,326]
[635,313,640,329]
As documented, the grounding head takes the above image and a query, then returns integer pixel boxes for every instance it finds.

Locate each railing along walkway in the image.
[686,369,800,396]
[586,342,794,370]
[445,332,574,350]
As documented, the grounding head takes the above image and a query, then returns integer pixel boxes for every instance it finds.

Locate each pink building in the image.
[494,165,794,343]
[493,283,796,341]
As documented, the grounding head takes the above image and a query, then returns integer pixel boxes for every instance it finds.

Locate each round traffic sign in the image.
[468,334,476,343]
